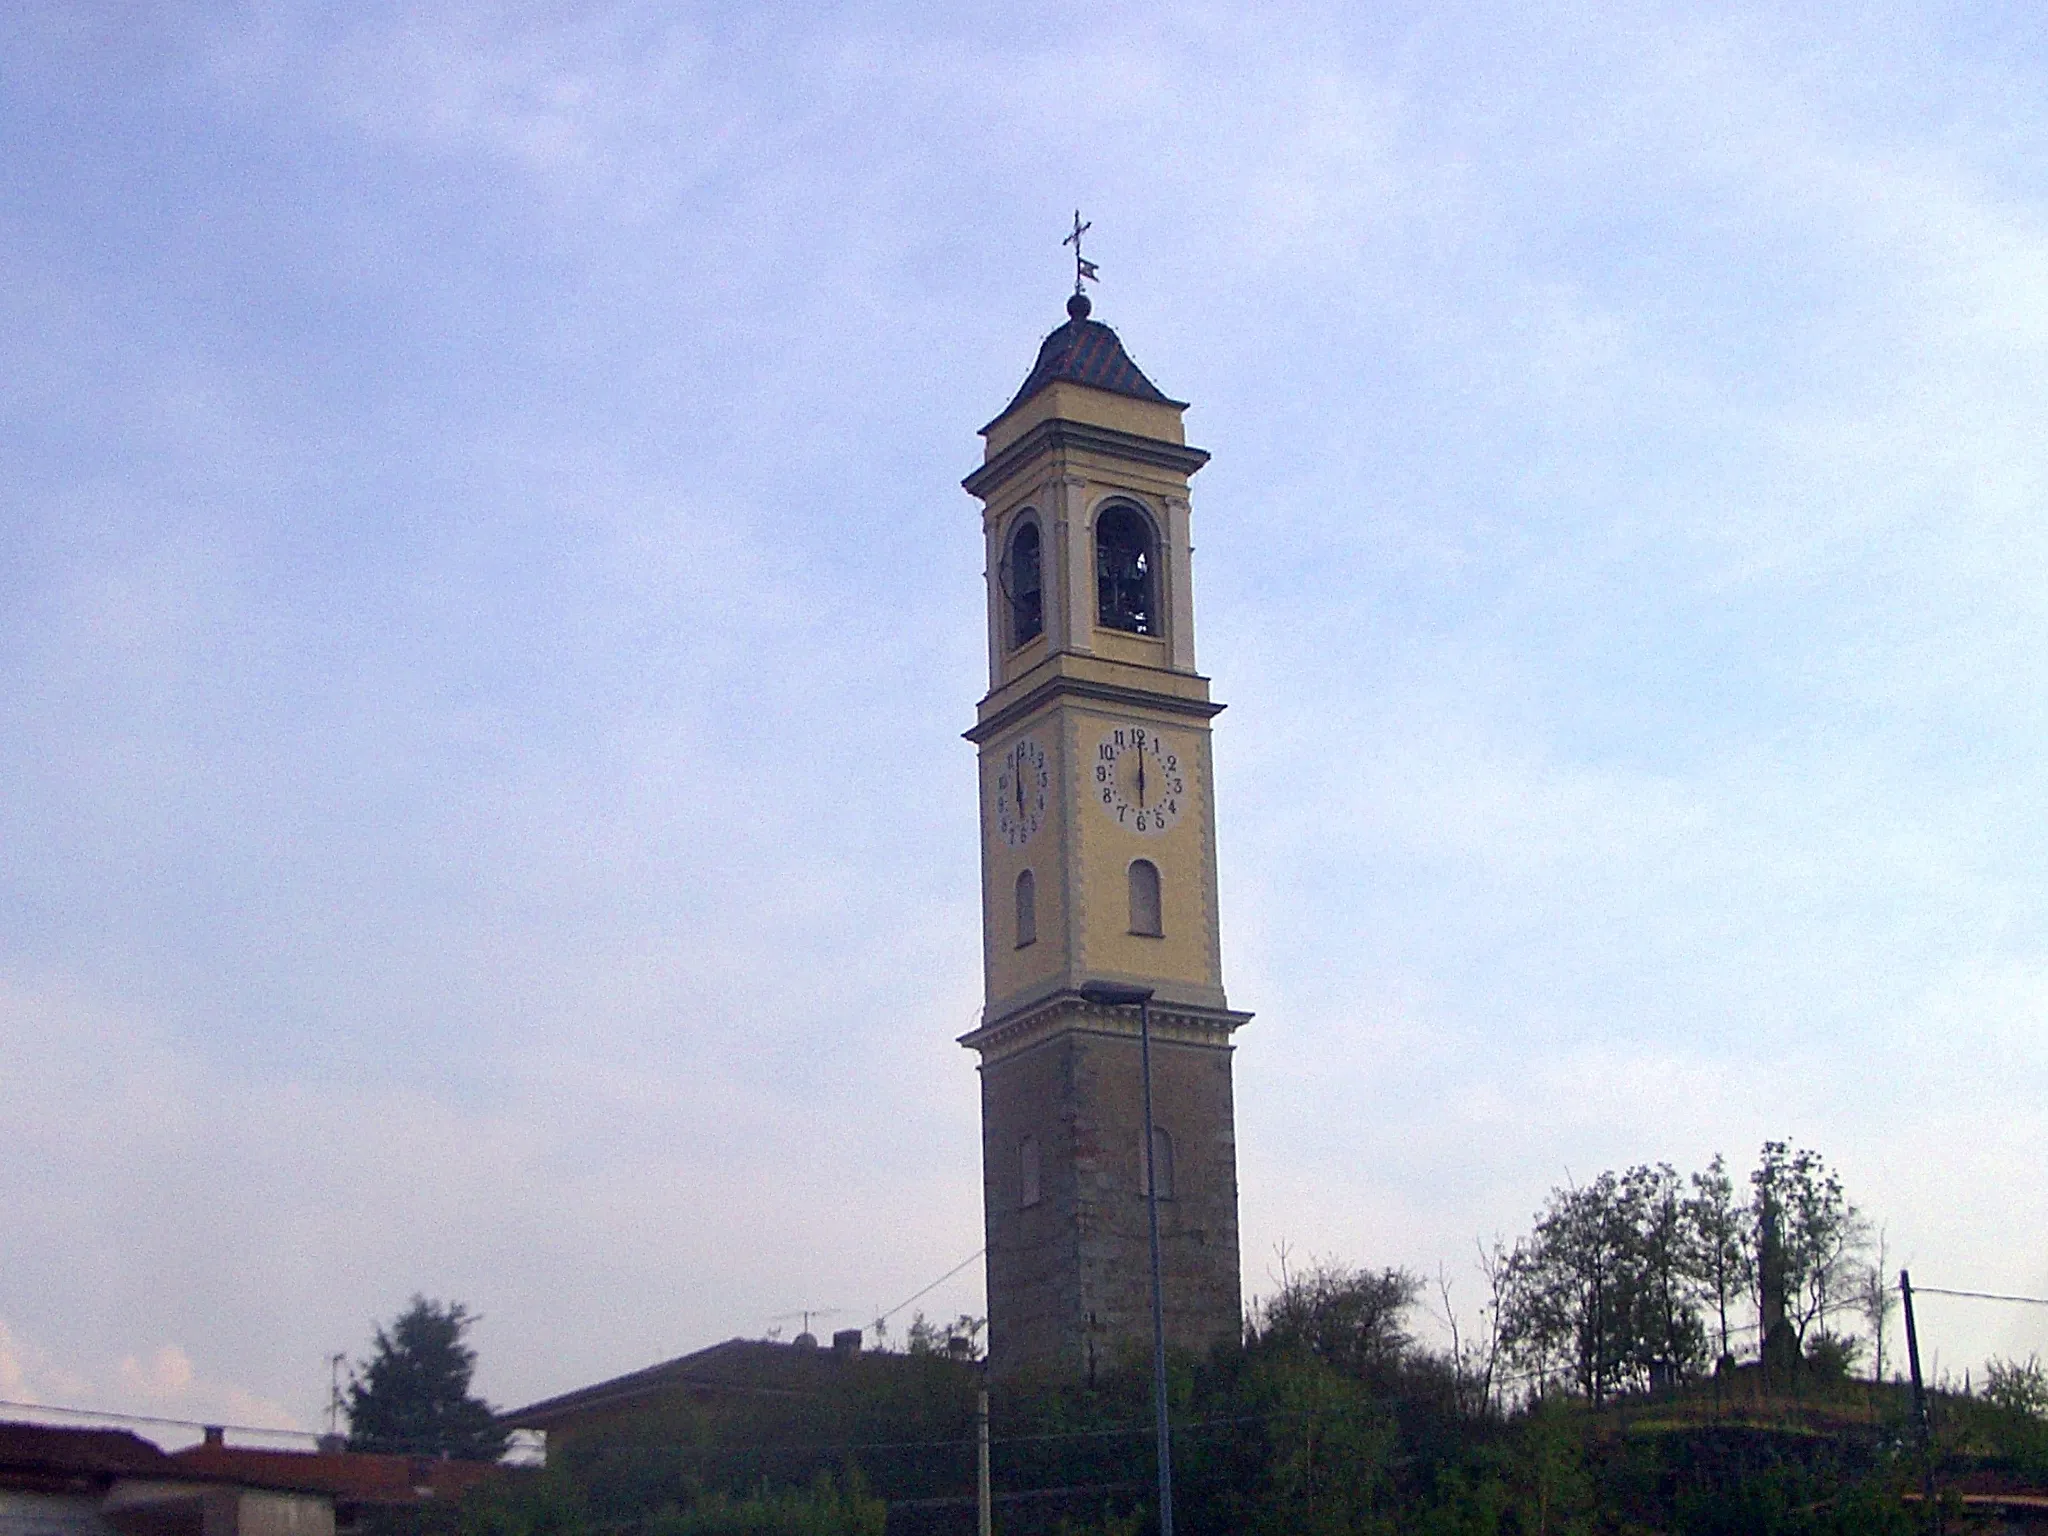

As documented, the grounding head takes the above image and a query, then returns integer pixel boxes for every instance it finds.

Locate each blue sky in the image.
[4,0,2047,1433]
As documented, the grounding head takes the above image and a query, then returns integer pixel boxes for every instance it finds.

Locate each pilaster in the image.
[1164,495,1197,674]
[1051,474,1093,656]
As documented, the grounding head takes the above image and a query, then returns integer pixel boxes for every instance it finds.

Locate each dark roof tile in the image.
[168,1444,501,1503]
[501,1337,971,1429]
[0,1422,176,1479]
[1000,306,1181,419]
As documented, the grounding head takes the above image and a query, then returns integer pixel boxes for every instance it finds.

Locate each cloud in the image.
[0,957,986,1422]
[119,1346,195,1400]
[0,1321,35,1403]
[0,1315,120,1417]
[5,0,2048,1431]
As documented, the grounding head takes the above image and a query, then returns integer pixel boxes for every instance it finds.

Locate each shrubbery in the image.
[435,1140,2038,1533]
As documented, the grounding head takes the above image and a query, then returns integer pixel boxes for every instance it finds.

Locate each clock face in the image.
[1093,723,1185,836]
[994,734,1050,848]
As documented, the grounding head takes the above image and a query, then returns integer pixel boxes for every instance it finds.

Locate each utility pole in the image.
[976,1373,992,1536]
[327,1353,347,1438]
[1081,981,1172,1536]
[1901,1270,1938,1534]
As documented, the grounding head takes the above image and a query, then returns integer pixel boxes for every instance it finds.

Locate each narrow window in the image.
[1139,1126,1175,1200]
[1020,1135,1041,1208]
[1004,520,1043,648]
[1127,859,1162,937]
[1015,869,1037,948]
[1095,505,1155,634]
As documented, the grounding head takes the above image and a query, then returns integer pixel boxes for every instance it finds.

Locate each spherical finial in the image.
[1067,291,1092,321]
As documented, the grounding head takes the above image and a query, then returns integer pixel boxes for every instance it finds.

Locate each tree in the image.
[1501,1170,1646,1406]
[1248,1258,1419,1386]
[1501,1165,1716,1406]
[903,1312,985,1359]
[1984,1355,2048,1418]
[1623,1163,1707,1389]
[347,1295,508,1460]
[1684,1155,1746,1369]
[1429,1243,1511,1420]
[1860,1228,1898,1384]
[1748,1142,1866,1372]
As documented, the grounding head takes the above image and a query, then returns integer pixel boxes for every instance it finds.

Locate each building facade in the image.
[962,293,1250,1380]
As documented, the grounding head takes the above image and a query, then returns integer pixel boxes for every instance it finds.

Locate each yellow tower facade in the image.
[963,293,1249,1380]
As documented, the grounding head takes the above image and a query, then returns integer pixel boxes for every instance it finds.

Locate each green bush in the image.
[1984,1355,2048,1419]
[641,1474,884,1536]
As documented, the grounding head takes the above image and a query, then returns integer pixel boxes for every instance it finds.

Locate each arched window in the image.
[1127,859,1162,937]
[1003,519,1043,648]
[1139,1126,1174,1200]
[1095,505,1155,634]
[1020,1135,1042,1208]
[1015,869,1037,948]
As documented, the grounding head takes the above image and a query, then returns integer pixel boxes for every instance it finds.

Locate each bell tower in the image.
[963,289,1249,1380]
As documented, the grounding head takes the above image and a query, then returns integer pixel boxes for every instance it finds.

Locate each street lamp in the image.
[1080,980,1172,1536]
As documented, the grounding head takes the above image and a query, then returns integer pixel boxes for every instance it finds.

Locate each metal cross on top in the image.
[1064,210,1100,296]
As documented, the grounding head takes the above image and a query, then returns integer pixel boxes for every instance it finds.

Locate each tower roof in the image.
[996,294,1185,421]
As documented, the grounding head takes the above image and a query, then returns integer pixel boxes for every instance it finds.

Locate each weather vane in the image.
[1064,210,1099,297]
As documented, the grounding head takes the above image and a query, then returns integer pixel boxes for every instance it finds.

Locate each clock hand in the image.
[1137,748,1147,808]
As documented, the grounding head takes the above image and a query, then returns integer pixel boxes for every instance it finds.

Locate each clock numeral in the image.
[1094,727,1183,836]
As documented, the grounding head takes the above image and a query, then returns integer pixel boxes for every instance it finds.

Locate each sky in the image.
[5,0,2048,1440]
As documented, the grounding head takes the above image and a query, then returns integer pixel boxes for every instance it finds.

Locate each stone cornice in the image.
[966,668,1225,744]
[960,991,1252,1065]
[963,419,1211,502]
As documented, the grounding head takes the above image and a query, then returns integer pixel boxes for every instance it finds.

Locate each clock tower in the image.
[963,290,1250,1380]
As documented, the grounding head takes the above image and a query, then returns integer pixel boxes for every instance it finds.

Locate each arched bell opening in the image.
[1094,503,1156,635]
[1000,517,1044,649]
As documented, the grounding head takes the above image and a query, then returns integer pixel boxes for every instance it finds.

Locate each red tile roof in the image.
[167,1445,502,1504]
[0,1422,176,1480]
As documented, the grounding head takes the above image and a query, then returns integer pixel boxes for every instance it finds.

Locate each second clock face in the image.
[995,734,1050,847]
[1093,723,1185,836]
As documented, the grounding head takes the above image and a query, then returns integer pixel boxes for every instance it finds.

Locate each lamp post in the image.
[1081,980,1171,1536]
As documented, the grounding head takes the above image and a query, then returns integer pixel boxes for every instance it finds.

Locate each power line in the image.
[575,1397,1439,1463]
[1912,1286,2048,1309]
[0,1400,318,1442]
[875,1248,985,1328]
[0,1399,543,1460]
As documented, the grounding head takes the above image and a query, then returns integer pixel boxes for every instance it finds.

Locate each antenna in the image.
[768,1307,842,1337]
[326,1353,347,1438]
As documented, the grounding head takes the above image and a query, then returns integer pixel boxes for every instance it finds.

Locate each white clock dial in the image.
[994,734,1050,848]
[1093,723,1185,836]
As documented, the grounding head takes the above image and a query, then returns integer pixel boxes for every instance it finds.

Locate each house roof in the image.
[0,1422,177,1482]
[167,1444,501,1504]
[996,295,1183,421]
[501,1337,970,1431]
[0,1421,501,1507]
